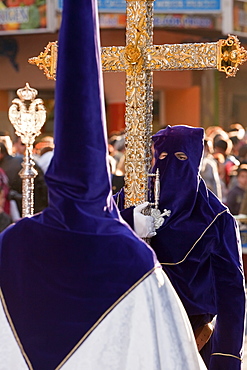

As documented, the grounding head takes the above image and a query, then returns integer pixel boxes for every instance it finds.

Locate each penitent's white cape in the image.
[0,268,206,370]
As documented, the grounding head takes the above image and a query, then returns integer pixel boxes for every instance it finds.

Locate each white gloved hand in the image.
[133,202,156,238]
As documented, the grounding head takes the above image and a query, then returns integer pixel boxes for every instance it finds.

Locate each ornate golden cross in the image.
[29,0,247,208]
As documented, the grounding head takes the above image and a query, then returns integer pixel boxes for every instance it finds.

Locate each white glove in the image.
[133,202,156,238]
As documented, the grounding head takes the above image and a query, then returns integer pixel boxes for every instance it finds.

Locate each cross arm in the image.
[146,42,218,71]
[101,46,128,71]
[146,35,247,78]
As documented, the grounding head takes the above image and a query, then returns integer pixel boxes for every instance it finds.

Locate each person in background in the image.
[0,141,23,215]
[108,133,125,166]
[205,126,229,147]
[0,141,48,217]
[200,138,222,200]
[0,131,13,155]
[213,138,240,188]
[227,123,246,144]
[36,146,54,174]
[226,164,247,215]
[0,167,10,215]
[33,136,54,156]
[0,185,12,232]
[12,135,26,157]
[238,144,247,163]
[229,135,242,159]
[109,133,126,194]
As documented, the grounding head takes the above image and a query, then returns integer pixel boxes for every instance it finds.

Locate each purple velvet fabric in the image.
[0,0,156,369]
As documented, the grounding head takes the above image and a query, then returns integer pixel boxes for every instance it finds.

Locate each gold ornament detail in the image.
[217,34,247,77]
[101,47,127,71]
[146,42,217,71]
[125,44,142,65]
[123,0,153,207]
[28,41,58,80]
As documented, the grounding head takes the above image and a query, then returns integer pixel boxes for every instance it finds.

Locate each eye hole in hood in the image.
[159,152,168,160]
[175,152,188,161]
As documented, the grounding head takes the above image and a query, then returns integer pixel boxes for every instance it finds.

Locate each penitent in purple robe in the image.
[116,125,246,370]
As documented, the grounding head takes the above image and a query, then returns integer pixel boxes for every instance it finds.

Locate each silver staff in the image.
[148,168,171,230]
[8,83,46,217]
[142,168,171,244]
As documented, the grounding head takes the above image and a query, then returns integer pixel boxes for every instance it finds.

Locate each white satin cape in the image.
[0,267,206,370]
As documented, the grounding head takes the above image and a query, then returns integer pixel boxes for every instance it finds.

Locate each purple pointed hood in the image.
[44,0,114,230]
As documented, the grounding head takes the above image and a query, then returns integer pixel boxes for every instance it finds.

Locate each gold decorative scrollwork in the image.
[147,43,218,71]
[101,47,127,71]
[28,41,58,80]
[125,44,142,65]
[217,34,247,77]
[123,0,153,208]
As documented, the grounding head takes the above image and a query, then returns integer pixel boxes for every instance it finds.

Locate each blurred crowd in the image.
[202,123,247,216]
[0,131,54,232]
[108,123,247,217]
[1,123,247,234]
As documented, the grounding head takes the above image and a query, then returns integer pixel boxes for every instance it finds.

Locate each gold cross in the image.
[29,0,247,208]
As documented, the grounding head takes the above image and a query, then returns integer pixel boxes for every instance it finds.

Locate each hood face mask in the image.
[151,125,226,264]
[152,125,204,220]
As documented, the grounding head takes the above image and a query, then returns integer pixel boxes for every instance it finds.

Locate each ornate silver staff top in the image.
[147,168,171,229]
[142,168,170,244]
[8,83,46,218]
